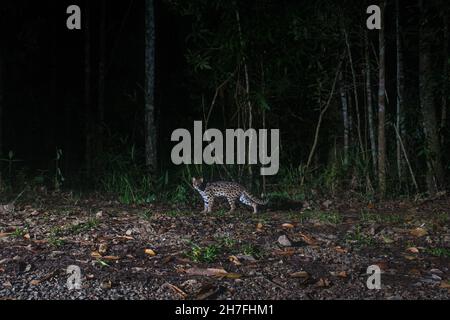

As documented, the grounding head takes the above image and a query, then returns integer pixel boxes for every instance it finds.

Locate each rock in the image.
[278,235,292,247]
[430,269,443,275]
[431,274,442,281]
[322,200,333,209]
[236,254,257,262]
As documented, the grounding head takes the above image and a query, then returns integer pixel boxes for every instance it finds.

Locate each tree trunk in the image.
[339,71,349,165]
[144,0,157,173]
[84,1,92,177]
[344,29,364,158]
[419,0,445,194]
[365,31,377,176]
[396,0,405,184]
[378,1,387,198]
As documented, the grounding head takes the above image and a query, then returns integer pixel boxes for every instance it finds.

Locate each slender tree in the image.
[365,31,377,175]
[339,71,350,165]
[144,0,157,173]
[396,0,405,183]
[378,1,387,198]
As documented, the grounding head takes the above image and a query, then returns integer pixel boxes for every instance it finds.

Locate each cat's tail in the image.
[244,192,269,206]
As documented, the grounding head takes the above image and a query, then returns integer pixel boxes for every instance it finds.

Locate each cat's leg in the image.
[201,201,208,213]
[240,194,257,213]
[200,191,209,213]
[239,194,252,206]
[227,197,236,213]
[207,196,215,213]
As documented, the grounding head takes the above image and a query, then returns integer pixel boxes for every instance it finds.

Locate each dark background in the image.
[0,0,449,198]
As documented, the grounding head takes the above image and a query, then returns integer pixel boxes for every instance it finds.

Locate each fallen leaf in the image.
[101,280,112,290]
[91,251,102,259]
[290,271,309,278]
[0,233,12,239]
[98,243,108,255]
[410,227,428,238]
[102,256,120,261]
[404,255,417,261]
[334,246,348,254]
[282,223,295,229]
[316,278,331,287]
[298,232,318,245]
[222,273,242,279]
[229,255,242,266]
[406,247,420,254]
[185,267,228,277]
[23,234,31,240]
[256,223,264,232]
[30,279,41,286]
[374,261,389,270]
[165,283,188,299]
[144,249,157,257]
[440,281,450,289]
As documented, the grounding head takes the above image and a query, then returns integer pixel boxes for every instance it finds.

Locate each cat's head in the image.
[192,177,204,189]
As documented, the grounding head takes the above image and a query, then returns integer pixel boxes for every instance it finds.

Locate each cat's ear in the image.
[192,177,196,184]
[200,178,204,183]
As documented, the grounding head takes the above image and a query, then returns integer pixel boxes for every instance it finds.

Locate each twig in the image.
[301,57,344,186]
[393,124,419,192]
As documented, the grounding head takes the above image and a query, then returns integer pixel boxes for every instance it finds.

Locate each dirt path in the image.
[0,194,449,300]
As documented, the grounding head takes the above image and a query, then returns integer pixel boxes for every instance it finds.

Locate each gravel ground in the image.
[0,194,449,300]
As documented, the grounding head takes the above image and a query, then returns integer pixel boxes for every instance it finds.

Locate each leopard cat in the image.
[192,177,268,214]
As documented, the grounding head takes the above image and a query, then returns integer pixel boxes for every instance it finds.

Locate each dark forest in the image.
[0,0,449,302]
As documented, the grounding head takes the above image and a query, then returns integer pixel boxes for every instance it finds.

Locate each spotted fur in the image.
[192,177,268,214]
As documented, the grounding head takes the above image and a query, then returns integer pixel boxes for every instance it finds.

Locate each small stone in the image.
[278,235,292,247]
[431,274,442,281]
[430,269,443,275]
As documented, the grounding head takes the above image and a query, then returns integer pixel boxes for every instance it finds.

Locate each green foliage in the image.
[240,244,263,259]
[426,247,450,258]
[187,242,220,263]
[12,227,28,239]
[54,149,65,191]
[299,210,343,225]
[345,225,376,248]
[360,211,404,224]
